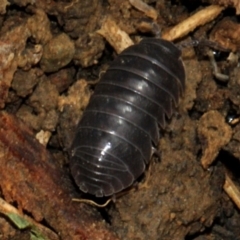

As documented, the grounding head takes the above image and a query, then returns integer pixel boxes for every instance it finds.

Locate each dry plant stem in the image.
[162,5,224,41]
[97,17,134,54]
[224,174,240,210]
[129,0,158,20]
[0,197,59,240]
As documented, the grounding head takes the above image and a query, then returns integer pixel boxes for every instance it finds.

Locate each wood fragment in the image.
[97,17,134,54]
[224,174,240,210]
[162,5,224,41]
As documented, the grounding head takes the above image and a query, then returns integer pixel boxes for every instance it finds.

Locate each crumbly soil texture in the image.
[0,0,240,240]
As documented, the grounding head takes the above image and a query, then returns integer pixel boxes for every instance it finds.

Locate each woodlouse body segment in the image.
[70,38,185,197]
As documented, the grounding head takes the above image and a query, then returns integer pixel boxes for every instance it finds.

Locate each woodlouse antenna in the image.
[177,38,230,52]
[72,198,112,208]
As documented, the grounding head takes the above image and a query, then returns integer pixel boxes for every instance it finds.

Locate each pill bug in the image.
[70,38,185,197]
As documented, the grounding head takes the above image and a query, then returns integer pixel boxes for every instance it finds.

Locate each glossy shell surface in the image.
[70,38,185,197]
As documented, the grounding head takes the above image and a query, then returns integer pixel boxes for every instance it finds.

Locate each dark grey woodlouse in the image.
[70,38,185,197]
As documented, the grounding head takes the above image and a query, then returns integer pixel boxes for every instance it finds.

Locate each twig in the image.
[224,174,240,210]
[162,5,224,41]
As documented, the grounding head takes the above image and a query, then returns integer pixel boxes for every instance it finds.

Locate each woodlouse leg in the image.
[151,146,161,160]
[114,186,138,198]
[135,147,161,190]
[136,163,153,190]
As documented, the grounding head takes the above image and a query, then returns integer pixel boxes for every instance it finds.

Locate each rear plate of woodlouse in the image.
[70,38,185,197]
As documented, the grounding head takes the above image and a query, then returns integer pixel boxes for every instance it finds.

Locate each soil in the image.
[0,0,240,240]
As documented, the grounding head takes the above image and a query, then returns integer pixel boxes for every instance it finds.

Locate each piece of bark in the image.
[0,111,119,240]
